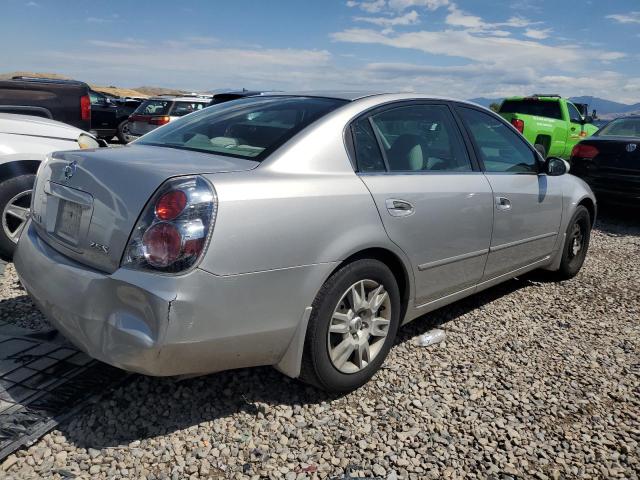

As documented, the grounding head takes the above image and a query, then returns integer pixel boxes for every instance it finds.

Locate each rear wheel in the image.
[299,259,401,392]
[117,120,133,144]
[0,174,35,260]
[553,205,591,280]
[534,143,547,159]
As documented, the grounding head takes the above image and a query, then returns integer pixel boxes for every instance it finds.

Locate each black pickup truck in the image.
[89,90,142,142]
[0,76,91,131]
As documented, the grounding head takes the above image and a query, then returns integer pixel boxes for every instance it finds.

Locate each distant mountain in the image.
[569,96,640,115]
[468,97,503,108]
[468,95,640,119]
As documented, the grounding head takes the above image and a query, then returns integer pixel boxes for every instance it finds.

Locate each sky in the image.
[1,0,640,103]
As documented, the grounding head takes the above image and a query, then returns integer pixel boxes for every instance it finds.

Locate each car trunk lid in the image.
[31,144,258,273]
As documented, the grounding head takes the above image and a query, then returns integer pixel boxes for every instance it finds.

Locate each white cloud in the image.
[89,40,141,49]
[387,0,449,10]
[606,12,640,24]
[354,10,419,28]
[346,0,386,13]
[25,1,39,6]
[445,4,535,31]
[524,28,551,39]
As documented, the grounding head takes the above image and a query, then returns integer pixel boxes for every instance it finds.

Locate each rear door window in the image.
[499,100,562,120]
[368,104,472,172]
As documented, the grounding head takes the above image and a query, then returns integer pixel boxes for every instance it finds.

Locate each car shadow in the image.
[42,205,640,449]
[56,274,538,449]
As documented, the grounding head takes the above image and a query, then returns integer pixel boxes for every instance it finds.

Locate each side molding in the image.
[274,306,313,378]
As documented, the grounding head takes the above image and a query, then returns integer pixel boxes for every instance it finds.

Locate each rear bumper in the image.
[14,221,335,376]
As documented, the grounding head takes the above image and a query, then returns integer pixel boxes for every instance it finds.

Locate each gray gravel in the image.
[2,208,639,479]
[0,263,51,332]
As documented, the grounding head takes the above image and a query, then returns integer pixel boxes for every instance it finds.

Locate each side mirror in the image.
[546,157,570,176]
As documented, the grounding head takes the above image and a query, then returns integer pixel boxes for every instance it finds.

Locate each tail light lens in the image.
[149,115,170,126]
[121,176,217,273]
[80,95,91,122]
[511,118,524,134]
[571,144,599,159]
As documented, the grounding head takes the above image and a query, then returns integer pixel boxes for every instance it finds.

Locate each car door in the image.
[352,102,494,305]
[455,105,563,280]
[89,91,116,134]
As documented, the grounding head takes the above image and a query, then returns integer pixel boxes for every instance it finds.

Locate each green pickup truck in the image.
[498,95,599,159]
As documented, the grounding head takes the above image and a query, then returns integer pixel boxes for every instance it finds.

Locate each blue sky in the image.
[2,0,639,102]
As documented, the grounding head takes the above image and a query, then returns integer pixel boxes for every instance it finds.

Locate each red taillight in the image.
[80,95,91,122]
[155,190,187,221]
[122,176,216,273]
[571,144,599,159]
[149,115,170,126]
[511,118,524,134]
[142,223,182,268]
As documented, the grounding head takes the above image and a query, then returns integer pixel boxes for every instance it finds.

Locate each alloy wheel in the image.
[327,279,392,374]
[2,190,31,243]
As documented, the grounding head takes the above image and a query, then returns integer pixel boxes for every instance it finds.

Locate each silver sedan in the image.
[14,93,596,392]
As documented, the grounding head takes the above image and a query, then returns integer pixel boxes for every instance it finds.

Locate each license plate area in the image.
[55,200,83,243]
[40,182,94,249]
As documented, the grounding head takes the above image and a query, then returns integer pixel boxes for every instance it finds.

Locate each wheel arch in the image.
[577,196,596,226]
[327,247,412,321]
[274,245,414,379]
[0,160,40,184]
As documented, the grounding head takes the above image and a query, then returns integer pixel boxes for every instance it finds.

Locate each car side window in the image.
[458,107,537,174]
[370,104,472,172]
[567,103,583,124]
[352,117,386,172]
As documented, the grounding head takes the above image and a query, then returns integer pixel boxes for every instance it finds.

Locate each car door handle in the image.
[495,196,512,211]
[385,199,415,217]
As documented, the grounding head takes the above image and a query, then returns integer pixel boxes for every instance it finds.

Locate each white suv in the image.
[0,113,100,259]
[128,96,211,138]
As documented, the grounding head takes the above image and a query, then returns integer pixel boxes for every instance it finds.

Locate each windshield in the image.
[134,99,171,116]
[137,96,348,160]
[596,118,640,138]
[499,99,562,120]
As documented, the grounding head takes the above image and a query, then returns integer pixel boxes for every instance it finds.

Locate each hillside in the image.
[0,71,192,98]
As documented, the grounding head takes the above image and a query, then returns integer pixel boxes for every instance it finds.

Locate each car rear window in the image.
[597,118,640,138]
[170,101,207,117]
[499,100,562,120]
[136,96,348,160]
[134,100,171,116]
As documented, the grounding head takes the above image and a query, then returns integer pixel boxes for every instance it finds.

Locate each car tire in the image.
[554,205,591,280]
[117,120,133,144]
[299,259,401,392]
[0,174,35,261]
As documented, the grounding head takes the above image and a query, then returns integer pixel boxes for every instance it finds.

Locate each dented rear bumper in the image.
[14,221,334,376]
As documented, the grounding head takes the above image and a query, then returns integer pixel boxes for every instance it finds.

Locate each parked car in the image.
[208,90,265,106]
[0,76,91,131]
[128,96,210,139]
[570,115,640,204]
[89,90,142,143]
[14,93,595,392]
[0,113,100,259]
[498,94,598,159]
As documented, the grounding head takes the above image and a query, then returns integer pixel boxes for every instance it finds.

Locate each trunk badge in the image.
[63,161,77,180]
[626,144,637,153]
[89,241,110,254]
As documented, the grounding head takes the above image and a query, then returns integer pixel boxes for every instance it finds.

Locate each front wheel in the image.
[299,259,401,392]
[0,174,35,261]
[554,205,591,280]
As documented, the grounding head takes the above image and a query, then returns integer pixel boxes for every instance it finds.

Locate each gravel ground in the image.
[2,207,639,479]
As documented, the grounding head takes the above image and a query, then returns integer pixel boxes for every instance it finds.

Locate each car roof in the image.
[257,91,482,106]
[147,96,211,102]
